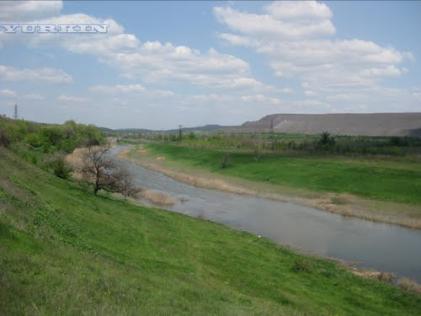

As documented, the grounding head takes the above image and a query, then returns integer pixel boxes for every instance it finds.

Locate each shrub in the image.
[389,136,409,147]
[398,277,421,294]
[46,153,72,179]
[188,132,196,140]
[377,272,394,283]
[317,132,335,148]
[0,117,105,156]
[0,128,10,148]
[292,259,313,273]
[25,133,43,148]
[31,155,38,165]
[220,152,231,169]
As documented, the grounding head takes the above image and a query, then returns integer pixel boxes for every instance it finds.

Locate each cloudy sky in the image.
[0,1,420,129]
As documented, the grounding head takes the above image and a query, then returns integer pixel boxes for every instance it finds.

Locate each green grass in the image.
[1,148,421,315]
[146,143,421,205]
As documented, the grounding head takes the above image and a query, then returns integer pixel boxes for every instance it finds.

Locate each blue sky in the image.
[0,1,420,129]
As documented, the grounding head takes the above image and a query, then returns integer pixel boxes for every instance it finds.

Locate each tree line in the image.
[1,117,137,198]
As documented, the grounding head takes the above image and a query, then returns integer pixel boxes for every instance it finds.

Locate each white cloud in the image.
[57,95,87,103]
[0,89,16,97]
[89,84,176,97]
[412,88,421,100]
[241,94,281,105]
[215,1,412,92]
[214,3,335,40]
[218,33,253,46]
[279,87,293,94]
[22,93,45,101]
[0,64,72,83]
[188,93,231,104]
[0,4,269,93]
[21,13,135,53]
[265,1,332,20]
[102,42,269,91]
[90,84,145,94]
[0,90,44,100]
[0,0,62,21]
[0,0,418,128]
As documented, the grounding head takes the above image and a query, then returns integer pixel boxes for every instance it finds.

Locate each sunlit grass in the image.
[146,143,421,205]
[1,148,421,315]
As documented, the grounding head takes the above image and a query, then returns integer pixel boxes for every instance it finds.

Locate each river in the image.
[111,146,421,282]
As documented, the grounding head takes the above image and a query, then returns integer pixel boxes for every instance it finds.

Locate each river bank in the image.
[3,147,421,314]
[121,144,421,230]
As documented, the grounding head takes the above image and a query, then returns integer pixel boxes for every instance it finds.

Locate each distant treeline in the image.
[286,133,421,156]
[120,130,421,156]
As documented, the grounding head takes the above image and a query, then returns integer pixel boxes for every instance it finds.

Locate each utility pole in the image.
[13,103,18,120]
[178,124,183,142]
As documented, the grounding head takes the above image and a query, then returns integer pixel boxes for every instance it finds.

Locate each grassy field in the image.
[2,148,421,315]
[145,143,421,205]
[130,131,421,156]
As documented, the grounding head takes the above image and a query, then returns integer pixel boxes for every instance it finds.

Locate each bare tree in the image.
[111,167,139,197]
[80,145,138,196]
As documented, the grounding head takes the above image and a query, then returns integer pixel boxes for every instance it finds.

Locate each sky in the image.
[0,1,420,129]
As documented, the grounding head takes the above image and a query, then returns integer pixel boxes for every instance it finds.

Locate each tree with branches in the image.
[80,145,138,197]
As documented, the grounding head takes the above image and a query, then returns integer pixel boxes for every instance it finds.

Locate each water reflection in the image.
[111,146,421,282]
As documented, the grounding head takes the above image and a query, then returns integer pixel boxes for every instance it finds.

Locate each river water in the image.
[111,146,421,282]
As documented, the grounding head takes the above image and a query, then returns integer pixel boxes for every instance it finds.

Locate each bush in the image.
[317,132,335,148]
[0,128,10,148]
[188,132,196,140]
[292,259,313,273]
[389,136,409,147]
[0,117,105,158]
[220,153,231,169]
[46,154,72,179]
[25,133,43,148]
[377,272,394,283]
[398,277,421,294]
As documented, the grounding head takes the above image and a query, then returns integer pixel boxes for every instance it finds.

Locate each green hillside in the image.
[1,117,421,315]
[1,148,421,315]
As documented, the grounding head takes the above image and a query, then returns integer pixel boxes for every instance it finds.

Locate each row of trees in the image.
[1,116,137,198]
[0,117,104,153]
[145,129,421,157]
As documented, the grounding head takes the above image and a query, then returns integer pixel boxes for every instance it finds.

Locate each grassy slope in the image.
[146,143,421,205]
[1,148,421,315]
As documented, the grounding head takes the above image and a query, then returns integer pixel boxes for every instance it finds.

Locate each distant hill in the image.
[241,113,421,137]
[102,113,421,137]
[106,124,233,135]
[165,124,232,133]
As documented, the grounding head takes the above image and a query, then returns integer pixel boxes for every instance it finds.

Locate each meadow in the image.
[2,147,421,315]
[144,139,421,205]
[2,118,421,314]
